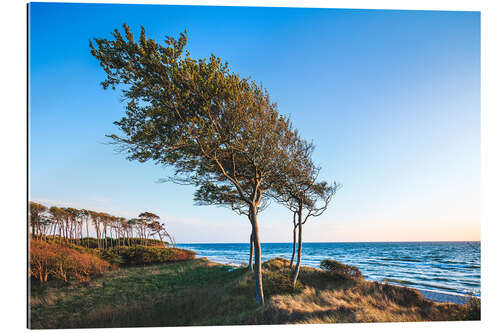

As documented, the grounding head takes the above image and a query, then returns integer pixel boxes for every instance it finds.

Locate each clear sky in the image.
[28,2,480,243]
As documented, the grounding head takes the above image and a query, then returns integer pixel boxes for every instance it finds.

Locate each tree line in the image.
[89,23,341,305]
[29,202,175,249]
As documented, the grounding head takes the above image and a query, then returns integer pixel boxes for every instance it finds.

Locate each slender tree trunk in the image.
[65,220,69,244]
[96,224,101,250]
[250,204,264,305]
[158,233,164,248]
[69,222,72,243]
[292,203,303,288]
[104,226,107,249]
[248,231,254,272]
[58,222,62,242]
[290,222,297,269]
[86,221,90,248]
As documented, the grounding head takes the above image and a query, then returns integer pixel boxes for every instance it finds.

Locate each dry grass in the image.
[260,258,474,324]
[29,257,479,329]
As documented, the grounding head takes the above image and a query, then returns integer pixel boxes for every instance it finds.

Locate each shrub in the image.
[263,271,304,295]
[30,239,112,283]
[44,236,165,249]
[262,257,291,271]
[460,296,481,320]
[320,259,363,279]
[98,246,196,266]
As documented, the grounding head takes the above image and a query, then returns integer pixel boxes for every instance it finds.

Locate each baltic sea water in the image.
[178,241,480,297]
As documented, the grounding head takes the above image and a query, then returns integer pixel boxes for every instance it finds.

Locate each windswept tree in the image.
[49,206,66,242]
[290,181,339,287]
[270,137,340,287]
[89,211,103,249]
[90,24,297,304]
[136,218,150,245]
[79,209,91,247]
[139,212,173,247]
[127,218,141,245]
[117,217,129,246]
[29,202,47,237]
[62,207,80,243]
[138,212,160,225]
[148,220,175,248]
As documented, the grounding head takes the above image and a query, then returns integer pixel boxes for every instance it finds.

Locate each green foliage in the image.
[78,237,164,249]
[29,201,48,234]
[43,236,165,249]
[90,23,294,184]
[98,245,196,266]
[320,259,363,280]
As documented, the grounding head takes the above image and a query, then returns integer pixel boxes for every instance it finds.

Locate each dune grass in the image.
[29,257,479,329]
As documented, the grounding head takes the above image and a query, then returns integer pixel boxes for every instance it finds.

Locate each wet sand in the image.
[417,289,473,304]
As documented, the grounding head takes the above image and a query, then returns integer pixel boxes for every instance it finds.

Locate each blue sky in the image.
[29,3,480,243]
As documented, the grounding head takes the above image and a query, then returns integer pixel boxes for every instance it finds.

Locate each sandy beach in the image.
[417,289,473,305]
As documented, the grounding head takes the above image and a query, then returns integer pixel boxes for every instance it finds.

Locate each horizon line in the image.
[176,240,481,244]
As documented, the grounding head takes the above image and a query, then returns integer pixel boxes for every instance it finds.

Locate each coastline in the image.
[198,256,475,305]
[416,289,471,305]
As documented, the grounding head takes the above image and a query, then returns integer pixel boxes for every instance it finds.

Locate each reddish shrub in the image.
[30,239,112,283]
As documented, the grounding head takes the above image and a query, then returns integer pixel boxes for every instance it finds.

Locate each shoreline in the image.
[197,256,475,305]
[416,289,471,305]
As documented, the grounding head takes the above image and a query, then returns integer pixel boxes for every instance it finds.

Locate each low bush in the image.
[263,271,304,295]
[460,296,481,320]
[97,245,196,266]
[320,259,363,279]
[43,236,165,249]
[262,257,291,271]
[30,239,112,283]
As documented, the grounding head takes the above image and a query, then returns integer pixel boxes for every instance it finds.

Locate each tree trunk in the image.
[58,222,62,242]
[96,225,101,250]
[290,223,297,269]
[249,204,264,305]
[292,203,303,288]
[86,221,90,248]
[248,231,254,272]
[158,233,164,248]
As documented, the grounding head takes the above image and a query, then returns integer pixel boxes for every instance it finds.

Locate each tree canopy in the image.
[90,23,307,305]
[90,23,340,305]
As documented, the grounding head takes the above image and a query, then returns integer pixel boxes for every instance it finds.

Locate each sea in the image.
[178,242,481,297]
